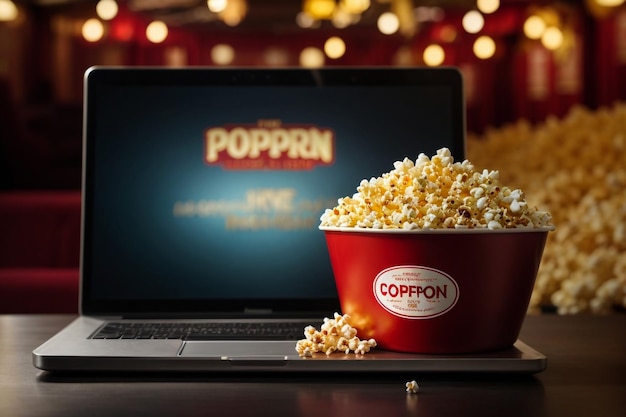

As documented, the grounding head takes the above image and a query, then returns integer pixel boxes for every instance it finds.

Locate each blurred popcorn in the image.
[467,104,626,314]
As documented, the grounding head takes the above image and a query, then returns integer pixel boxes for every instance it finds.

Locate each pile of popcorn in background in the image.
[467,103,626,314]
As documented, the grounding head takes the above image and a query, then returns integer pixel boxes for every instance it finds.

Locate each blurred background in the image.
[0,0,624,315]
[2,0,626,187]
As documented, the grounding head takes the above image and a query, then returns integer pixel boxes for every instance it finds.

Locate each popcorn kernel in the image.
[406,380,419,394]
[295,313,377,357]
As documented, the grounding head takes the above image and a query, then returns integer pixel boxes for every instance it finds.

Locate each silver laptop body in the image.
[33,67,545,374]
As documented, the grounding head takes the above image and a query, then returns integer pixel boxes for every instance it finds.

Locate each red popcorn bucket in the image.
[320,226,554,354]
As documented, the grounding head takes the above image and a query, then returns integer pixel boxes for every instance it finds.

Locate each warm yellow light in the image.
[96,0,118,21]
[211,44,234,65]
[377,12,399,35]
[219,0,246,27]
[477,0,499,14]
[0,0,18,22]
[523,15,546,39]
[222,13,242,26]
[164,46,187,67]
[300,47,325,68]
[303,0,335,20]
[541,26,563,50]
[324,36,346,59]
[296,11,315,28]
[595,0,626,6]
[331,9,352,28]
[264,47,289,66]
[82,18,104,42]
[146,20,168,43]
[340,0,370,14]
[462,10,484,34]
[473,35,496,59]
[207,0,227,13]
[423,44,445,66]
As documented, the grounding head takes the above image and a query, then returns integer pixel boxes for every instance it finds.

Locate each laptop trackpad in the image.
[180,340,297,363]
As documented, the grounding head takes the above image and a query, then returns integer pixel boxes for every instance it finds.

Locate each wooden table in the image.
[1,314,624,417]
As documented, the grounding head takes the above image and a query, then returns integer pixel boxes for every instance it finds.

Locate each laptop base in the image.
[34,317,545,374]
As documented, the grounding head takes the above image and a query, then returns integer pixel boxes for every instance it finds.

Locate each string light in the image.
[524,15,546,39]
[0,0,18,22]
[340,0,370,14]
[82,18,104,42]
[211,44,234,65]
[207,0,227,13]
[477,0,499,14]
[473,35,496,59]
[541,26,563,50]
[96,0,118,21]
[263,47,289,66]
[423,44,445,66]
[462,10,484,34]
[300,47,325,67]
[377,12,399,35]
[296,11,316,28]
[331,9,352,28]
[146,20,168,43]
[303,0,335,20]
[218,0,246,26]
[324,36,346,59]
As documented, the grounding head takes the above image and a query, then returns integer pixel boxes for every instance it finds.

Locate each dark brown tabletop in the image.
[1,313,624,417]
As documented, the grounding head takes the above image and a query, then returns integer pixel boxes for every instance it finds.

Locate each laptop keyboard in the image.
[90,321,314,341]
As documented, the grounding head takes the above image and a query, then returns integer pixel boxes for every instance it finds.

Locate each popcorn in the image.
[295,313,377,357]
[405,380,419,394]
[467,103,626,314]
[320,147,553,231]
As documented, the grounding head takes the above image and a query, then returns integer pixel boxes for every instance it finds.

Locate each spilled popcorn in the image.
[405,380,419,394]
[295,313,377,357]
[319,147,553,230]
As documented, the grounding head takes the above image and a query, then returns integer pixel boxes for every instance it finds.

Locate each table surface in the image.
[1,314,625,417]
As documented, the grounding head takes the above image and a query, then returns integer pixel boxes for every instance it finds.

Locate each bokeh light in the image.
[207,0,227,13]
[377,12,399,35]
[524,15,546,39]
[211,43,235,65]
[82,18,104,42]
[423,44,445,66]
[477,0,500,14]
[96,0,118,21]
[146,20,168,43]
[541,26,563,50]
[473,35,496,59]
[324,36,346,59]
[0,0,18,22]
[300,47,325,67]
[462,10,484,34]
[340,0,370,14]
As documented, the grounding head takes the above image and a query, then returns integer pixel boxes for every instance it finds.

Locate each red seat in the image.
[0,191,81,313]
[0,268,79,314]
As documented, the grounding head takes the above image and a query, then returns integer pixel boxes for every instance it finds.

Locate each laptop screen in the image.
[81,67,465,316]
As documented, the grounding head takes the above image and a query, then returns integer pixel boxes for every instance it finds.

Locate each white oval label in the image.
[373,265,459,319]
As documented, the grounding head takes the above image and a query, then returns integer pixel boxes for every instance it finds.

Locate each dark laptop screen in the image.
[81,67,465,315]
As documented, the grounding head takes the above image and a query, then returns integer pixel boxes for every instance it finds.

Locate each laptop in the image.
[33,66,545,373]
